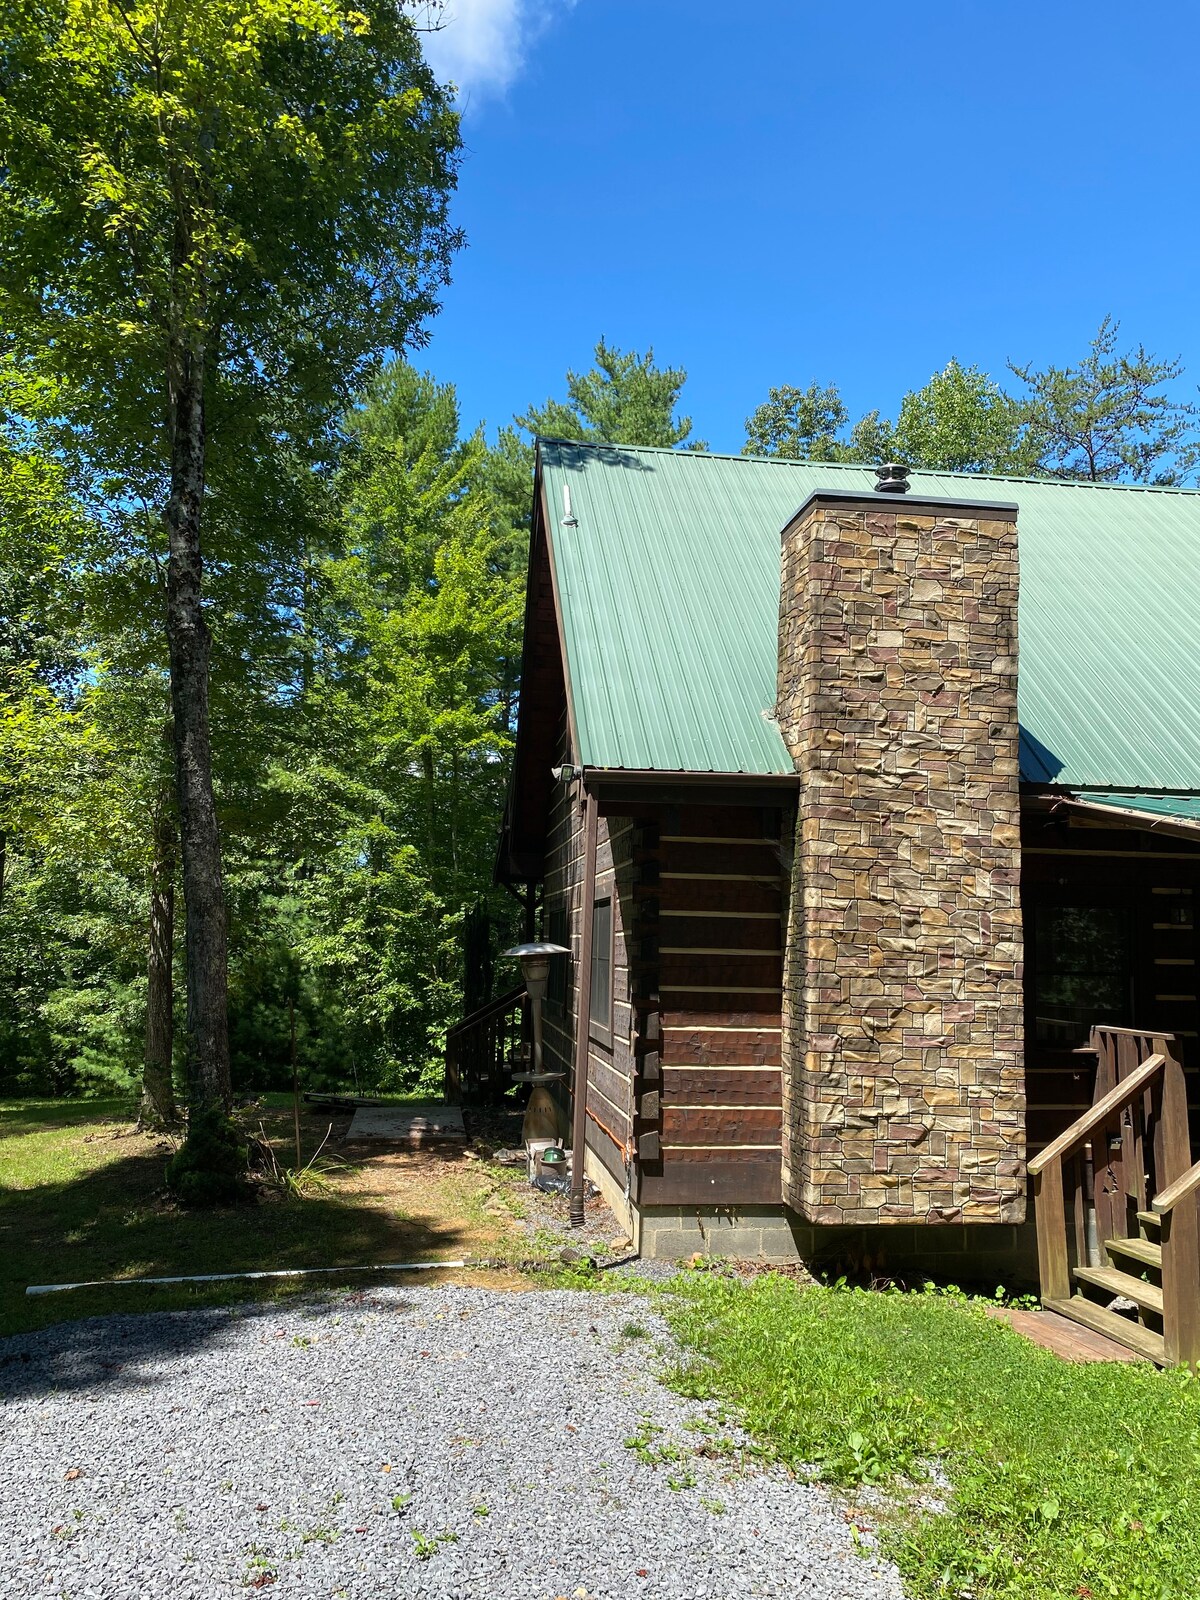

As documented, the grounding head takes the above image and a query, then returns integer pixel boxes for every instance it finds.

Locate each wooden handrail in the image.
[1027,1054,1165,1176]
[445,983,526,1040]
[1091,1025,1177,1039]
[1153,1158,1200,1216]
[1032,1027,1199,1367]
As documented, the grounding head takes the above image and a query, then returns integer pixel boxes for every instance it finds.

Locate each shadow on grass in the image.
[0,1134,478,1352]
[0,1098,134,1137]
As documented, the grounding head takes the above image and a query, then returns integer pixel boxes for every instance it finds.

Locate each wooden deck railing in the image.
[444,984,526,1105]
[1030,1025,1200,1366]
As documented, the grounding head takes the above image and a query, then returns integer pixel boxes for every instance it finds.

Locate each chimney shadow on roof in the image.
[1019,725,1064,784]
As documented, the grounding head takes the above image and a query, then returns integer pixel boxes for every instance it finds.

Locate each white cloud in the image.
[417,0,575,103]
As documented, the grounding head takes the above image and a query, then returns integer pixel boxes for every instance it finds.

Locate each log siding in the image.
[540,775,788,1209]
[541,729,635,1194]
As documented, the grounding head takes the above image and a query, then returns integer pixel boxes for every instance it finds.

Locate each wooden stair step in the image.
[1073,1264,1164,1317]
[1137,1210,1162,1230]
[1043,1296,1166,1365]
[1106,1235,1162,1270]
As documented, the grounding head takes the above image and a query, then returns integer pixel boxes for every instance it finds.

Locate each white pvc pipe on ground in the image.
[26,1261,470,1296]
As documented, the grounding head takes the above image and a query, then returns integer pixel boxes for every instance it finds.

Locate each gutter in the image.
[1049,795,1200,843]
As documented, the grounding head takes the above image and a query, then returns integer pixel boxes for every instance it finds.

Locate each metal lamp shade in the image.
[502,943,569,1075]
[502,942,568,1003]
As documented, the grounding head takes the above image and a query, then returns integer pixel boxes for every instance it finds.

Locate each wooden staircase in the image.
[1045,1210,1168,1364]
[444,984,526,1105]
[1031,1026,1200,1367]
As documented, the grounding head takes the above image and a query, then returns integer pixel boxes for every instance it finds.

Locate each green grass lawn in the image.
[662,1271,1200,1600]
[0,1095,528,1338]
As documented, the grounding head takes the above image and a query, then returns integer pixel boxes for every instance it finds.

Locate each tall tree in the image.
[1011,317,1199,484]
[512,337,705,456]
[0,0,461,1120]
[491,337,706,543]
[890,360,1035,475]
[743,382,850,460]
[225,362,523,1088]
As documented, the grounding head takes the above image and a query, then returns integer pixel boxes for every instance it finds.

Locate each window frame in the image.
[588,894,614,1048]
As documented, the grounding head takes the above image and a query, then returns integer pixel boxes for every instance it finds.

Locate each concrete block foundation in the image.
[638,1203,1038,1289]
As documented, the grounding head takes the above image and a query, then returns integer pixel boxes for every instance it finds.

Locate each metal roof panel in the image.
[538,441,1200,788]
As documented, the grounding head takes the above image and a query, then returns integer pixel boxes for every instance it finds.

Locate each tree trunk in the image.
[165,322,231,1114]
[141,796,178,1127]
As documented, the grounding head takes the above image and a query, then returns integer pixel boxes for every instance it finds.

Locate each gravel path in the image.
[0,1286,902,1600]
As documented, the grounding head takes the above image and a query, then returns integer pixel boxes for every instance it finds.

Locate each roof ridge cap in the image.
[538,437,1200,494]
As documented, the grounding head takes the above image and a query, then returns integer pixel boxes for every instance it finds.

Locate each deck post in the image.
[570,784,599,1227]
[1161,1208,1200,1369]
[1158,1045,1200,1367]
[1033,1158,1071,1302]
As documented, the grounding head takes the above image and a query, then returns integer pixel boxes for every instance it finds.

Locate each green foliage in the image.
[0,0,462,480]
[890,359,1037,475]
[0,657,162,1096]
[256,1121,351,1197]
[747,324,1199,483]
[743,381,852,460]
[165,1106,250,1205]
[0,353,522,1099]
[1012,316,1198,484]
[516,337,706,451]
[410,1528,458,1561]
[664,1273,1200,1599]
[0,0,464,1116]
[227,359,524,1090]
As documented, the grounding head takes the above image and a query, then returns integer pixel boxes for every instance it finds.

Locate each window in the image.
[1032,904,1132,1049]
[589,897,613,1039]
[546,901,568,1012]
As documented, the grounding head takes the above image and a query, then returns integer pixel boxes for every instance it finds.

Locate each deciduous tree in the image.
[743,382,850,461]
[0,0,462,1122]
[890,360,1035,475]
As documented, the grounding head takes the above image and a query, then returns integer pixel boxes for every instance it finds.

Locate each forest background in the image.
[2,7,1197,1109]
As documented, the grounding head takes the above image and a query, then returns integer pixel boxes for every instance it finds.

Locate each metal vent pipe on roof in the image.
[875,462,910,494]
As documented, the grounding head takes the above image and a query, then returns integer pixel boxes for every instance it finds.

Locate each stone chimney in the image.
[776,484,1025,1225]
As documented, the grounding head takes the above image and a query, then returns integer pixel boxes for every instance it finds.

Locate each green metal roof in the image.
[539,440,1200,792]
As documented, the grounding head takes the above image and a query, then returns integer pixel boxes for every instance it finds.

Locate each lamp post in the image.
[501,942,568,1074]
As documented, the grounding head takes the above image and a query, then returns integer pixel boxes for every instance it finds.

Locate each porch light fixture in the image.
[502,941,569,1074]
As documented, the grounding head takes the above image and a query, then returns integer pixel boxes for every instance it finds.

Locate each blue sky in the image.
[420,0,1200,456]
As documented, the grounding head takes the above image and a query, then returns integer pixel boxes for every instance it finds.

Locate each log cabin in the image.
[459,439,1200,1354]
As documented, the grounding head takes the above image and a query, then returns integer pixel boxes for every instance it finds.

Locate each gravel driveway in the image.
[0,1286,902,1600]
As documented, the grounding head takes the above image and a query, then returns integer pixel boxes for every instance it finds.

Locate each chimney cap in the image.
[875,461,909,494]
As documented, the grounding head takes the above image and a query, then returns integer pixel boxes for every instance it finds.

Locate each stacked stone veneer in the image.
[776,492,1025,1226]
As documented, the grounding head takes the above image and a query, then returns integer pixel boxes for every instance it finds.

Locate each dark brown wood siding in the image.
[542,784,786,1206]
[541,731,635,1192]
[633,803,787,1207]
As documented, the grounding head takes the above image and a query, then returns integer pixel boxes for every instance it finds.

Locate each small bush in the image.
[165,1106,251,1205]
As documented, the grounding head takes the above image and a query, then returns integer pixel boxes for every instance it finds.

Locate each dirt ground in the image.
[0,1094,628,1338]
